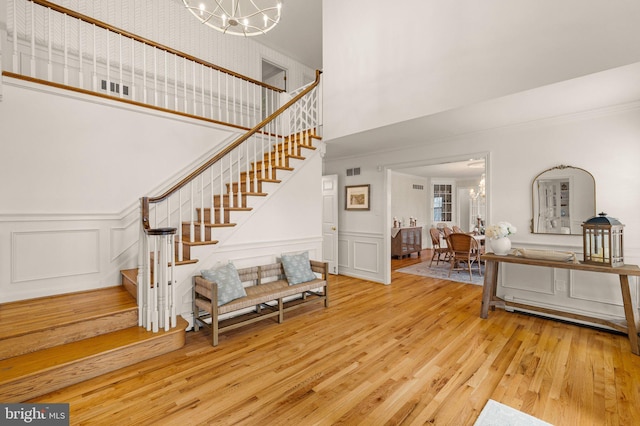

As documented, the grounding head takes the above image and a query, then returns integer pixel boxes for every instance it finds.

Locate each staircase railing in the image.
[139,70,322,332]
[4,0,284,129]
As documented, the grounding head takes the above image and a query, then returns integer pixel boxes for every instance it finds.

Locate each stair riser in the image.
[0,330,185,402]
[227,181,262,193]
[0,310,138,361]
[181,223,212,241]
[196,208,231,224]
[213,194,247,208]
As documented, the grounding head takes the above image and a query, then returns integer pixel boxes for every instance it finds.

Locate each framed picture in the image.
[345,184,370,211]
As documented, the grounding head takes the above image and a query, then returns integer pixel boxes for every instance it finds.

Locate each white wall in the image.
[323,0,640,142]
[390,172,428,247]
[324,103,640,320]
[0,78,239,302]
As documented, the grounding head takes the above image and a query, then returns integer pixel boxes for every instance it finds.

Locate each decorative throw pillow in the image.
[201,263,246,306]
[281,252,317,285]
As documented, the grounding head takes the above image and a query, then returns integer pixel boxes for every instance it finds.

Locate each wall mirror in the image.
[531,165,595,234]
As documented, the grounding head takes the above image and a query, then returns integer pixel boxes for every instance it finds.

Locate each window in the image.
[433,184,452,222]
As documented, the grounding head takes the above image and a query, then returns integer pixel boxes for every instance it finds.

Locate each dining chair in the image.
[447,233,482,280]
[429,227,450,267]
[443,227,454,238]
[452,225,464,233]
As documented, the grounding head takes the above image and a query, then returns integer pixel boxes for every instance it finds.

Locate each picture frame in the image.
[345,184,370,211]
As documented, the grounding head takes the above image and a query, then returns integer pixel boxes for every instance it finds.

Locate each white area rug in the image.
[474,400,553,426]
[396,260,484,286]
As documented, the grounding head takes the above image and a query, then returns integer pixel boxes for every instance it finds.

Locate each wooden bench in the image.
[193,260,329,346]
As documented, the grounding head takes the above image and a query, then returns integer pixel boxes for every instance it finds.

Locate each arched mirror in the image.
[531,165,595,234]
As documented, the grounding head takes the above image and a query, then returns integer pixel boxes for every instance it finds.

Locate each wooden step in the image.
[181,221,233,242]
[121,268,138,299]
[196,206,252,224]
[214,192,267,208]
[0,316,187,402]
[0,287,138,360]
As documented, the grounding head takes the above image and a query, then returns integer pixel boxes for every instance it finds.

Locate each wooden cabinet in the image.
[391,227,422,259]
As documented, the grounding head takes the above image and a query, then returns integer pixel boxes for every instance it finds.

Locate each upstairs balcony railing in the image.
[3,0,284,129]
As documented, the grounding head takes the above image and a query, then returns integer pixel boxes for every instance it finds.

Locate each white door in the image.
[322,174,339,274]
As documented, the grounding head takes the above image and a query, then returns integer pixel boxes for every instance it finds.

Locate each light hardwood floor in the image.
[32,253,640,425]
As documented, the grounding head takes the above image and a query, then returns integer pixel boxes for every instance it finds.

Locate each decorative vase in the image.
[490,237,512,256]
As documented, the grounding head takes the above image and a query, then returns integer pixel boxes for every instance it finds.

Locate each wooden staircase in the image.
[0,133,320,402]
[171,131,319,266]
[0,286,187,402]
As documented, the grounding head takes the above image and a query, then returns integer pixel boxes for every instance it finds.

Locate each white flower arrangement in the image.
[485,222,517,240]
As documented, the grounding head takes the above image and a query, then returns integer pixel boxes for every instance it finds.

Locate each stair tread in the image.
[0,287,136,340]
[182,222,237,228]
[181,239,219,246]
[0,317,187,384]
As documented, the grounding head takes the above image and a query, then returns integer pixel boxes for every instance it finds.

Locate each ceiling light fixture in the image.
[182,0,282,37]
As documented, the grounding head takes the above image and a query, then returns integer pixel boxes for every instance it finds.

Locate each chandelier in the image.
[182,0,282,37]
[469,174,486,199]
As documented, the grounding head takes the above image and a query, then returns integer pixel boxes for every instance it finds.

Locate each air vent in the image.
[101,80,129,96]
[346,167,361,176]
[413,184,424,190]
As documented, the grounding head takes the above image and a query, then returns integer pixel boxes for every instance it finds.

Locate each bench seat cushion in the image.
[195,277,326,315]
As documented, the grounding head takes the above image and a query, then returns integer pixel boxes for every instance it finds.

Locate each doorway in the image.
[261,59,287,119]
[385,154,489,284]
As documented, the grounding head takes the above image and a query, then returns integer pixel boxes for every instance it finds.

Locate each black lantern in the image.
[582,212,624,267]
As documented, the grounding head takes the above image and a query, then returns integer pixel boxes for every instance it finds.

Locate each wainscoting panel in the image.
[568,269,625,306]
[353,241,380,274]
[338,238,350,269]
[11,229,100,283]
[501,263,555,295]
[336,231,385,283]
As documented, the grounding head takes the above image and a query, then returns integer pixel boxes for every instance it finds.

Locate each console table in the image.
[480,253,640,355]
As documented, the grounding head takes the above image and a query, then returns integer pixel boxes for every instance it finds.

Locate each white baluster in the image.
[217,70,222,121]
[199,174,205,241]
[201,64,206,119]
[151,237,158,332]
[78,17,84,89]
[63,13,69,85]
[219,161,224,224]
[192,61,197,115]
[153,47,158,106]
[169,233,176,328]
[183,57,188,113]
[232,77,236,125]
[30,1,35,77]
[118,35,123,98]
[92,25,97,91]
[164,50,168,107]
[130,37,135,101]
[47,7,52,80]
[209,67,214,119]
[174,53,178,111]
[178,188,183,262]
[190,180,194,242]
[229,153,234,209]
[210,167,215,225]
[12,0,18,73]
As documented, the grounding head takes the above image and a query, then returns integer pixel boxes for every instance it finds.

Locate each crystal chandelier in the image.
[182,0,283,37]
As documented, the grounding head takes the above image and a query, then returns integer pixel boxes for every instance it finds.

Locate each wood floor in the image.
[31,252,640,425]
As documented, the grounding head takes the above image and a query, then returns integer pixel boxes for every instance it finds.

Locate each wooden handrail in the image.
[141,69,322,233]
[25,0,285,93]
